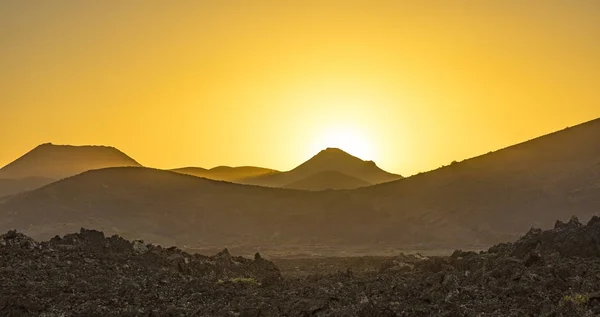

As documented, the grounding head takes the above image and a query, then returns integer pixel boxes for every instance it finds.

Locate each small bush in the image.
[229,277,259,285]
[560,293,589,308]
[217,277,260,285]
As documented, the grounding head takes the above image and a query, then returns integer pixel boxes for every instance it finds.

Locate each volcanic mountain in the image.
[171,166,279,182]
[0,143,141,197]
[0,143,141,180]
[242,148,403,189]
[0,118,599,255]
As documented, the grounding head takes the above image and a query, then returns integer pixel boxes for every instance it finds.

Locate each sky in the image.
[1,1,599,176]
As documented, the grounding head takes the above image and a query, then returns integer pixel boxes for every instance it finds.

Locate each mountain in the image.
[0,143,141,180]
[283,171,371,190]
[0,118,599,255]
[171,166,279,182]
[0,167,311,247]
[243,148,403,189]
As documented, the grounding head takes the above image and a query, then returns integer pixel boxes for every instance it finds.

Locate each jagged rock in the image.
[450,249,477,258]
[0,230,39,249]
[379,253,426,273]
[132,240,148,254]
[567,216,582,227]
[1,217,600,316]
[555,220,567,229]
[506,215,600,258]
[588,216,600,226]
[215,248,232,261]
[380,260,414,273]
[524,250,543,267]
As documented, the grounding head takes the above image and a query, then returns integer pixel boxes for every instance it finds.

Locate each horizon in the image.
[0,142,393,173]
[2,1,600,176]
[1,116,598,176]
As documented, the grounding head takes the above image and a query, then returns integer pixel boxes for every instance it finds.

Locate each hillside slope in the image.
[0,118,599,253]
[283,171,371,190]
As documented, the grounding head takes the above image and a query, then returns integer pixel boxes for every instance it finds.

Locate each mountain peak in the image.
[34,143,118,150]
[320,147,355,155]
[314,147,362,160]
[0,143,141,179]
[288,148,403,184]
[322,147,347,153]
[309,148,379,167]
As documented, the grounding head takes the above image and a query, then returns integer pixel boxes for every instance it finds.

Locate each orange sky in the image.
[1,1,599,176]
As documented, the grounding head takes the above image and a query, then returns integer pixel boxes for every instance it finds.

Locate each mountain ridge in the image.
[1,117,599,255]
[170,166,279,182]
[1,117,599,254]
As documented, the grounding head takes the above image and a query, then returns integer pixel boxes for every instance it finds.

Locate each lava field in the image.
[3,216,600,316]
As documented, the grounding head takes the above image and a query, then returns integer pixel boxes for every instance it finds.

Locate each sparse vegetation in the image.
[218,277,260,285]
[230,277,260,284]
[560,293,589,308]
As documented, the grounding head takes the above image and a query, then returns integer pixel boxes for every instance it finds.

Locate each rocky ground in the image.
[2,216,600,316]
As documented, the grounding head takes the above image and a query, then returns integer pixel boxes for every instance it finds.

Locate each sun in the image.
[310,125,377,161]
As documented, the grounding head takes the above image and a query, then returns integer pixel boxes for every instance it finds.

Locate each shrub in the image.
[217,277,260,285]
[560,293,589,309]
[229,277,259,285]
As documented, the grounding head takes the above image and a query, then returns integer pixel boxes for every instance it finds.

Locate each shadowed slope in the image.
[0,118,599,253]
[0,177,55,198]
[243,148,402,189]
[283,171,371,190]
[0,143,141,180]
[354,118,600,244]
[0,167,332,247]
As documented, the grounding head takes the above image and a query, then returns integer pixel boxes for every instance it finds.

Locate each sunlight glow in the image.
[310,125,378,161]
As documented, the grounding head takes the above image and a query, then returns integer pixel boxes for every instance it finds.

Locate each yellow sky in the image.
[1,1,599,176]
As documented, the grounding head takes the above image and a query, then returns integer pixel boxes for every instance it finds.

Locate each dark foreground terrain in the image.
[3,216,600,316]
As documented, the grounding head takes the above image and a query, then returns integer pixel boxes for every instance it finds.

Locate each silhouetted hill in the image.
[243,148,402,189]
[0,143,141,180]
[283,171,371,190]
[0,167,312,246]
[0,118,599,254]
[0,177,55,198]
[171,166,279,182]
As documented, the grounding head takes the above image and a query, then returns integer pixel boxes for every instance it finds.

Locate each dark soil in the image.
[2,216,600,316]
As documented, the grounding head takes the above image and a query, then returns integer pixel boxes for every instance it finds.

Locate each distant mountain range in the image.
[1,117,599,254]
[170,148,403,190]
[170,166,279,182]
[0,143,401,198]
